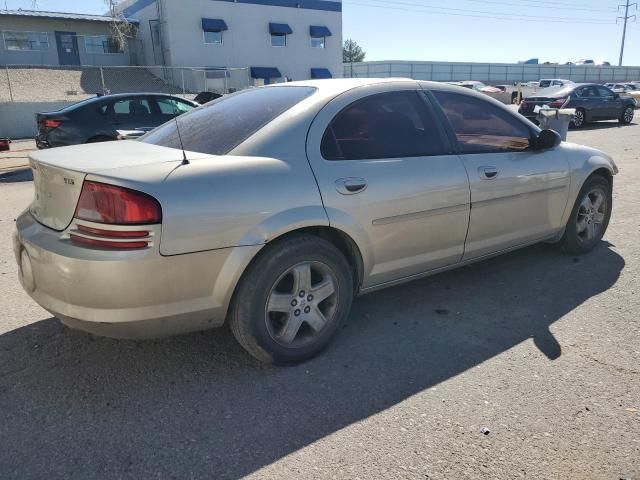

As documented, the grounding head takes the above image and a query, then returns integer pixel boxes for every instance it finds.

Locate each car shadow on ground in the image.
[0,242,624,479]
[571,121,637,131]
[0,168,33,183]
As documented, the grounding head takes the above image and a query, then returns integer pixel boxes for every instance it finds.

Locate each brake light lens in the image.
[41,119,62,129]
[548,97,568,108]
[74,181,162,225]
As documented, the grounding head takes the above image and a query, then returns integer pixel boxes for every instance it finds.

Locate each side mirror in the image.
[531,129,561,150]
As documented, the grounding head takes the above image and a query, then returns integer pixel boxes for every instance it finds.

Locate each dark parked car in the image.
[519,83,636,128]
[36,93,198,149]
[194,91,223,105]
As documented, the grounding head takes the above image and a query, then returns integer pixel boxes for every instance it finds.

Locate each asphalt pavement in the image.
[0,123,638,479]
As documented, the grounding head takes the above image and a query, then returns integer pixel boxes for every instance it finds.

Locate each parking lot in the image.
[0,121,639,479]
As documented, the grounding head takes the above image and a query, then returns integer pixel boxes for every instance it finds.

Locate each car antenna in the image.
[172,99,189,165]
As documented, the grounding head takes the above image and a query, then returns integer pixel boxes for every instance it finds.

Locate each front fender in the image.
[560,143,618,226]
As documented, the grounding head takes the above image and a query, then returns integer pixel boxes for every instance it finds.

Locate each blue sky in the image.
[5,0,640,65]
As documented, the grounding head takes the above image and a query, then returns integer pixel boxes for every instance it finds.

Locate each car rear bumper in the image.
[13,211,262,339]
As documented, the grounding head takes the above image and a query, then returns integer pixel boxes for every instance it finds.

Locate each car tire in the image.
[229,233,354,365]
[559,174,612,255]
[571,108,586,128]
[619,106,634,124]
[86,135,113,143]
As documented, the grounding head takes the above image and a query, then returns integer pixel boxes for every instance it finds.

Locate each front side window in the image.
[311,36,325,48]
[142,86,316,155]
[156,98,195,115]
[321,90,449,160]
[204,31,223,45]
[85,35,123,54]
[432,91,532,154]
[597,87,614,98]
[271,34,286,47]
[3,31,49,51]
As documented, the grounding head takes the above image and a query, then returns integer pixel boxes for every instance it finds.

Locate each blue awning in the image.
[251,67,282,79]
[310,25,332,37]
[311,68,332,79]
[202,18,228,32]
[269,22,293,35]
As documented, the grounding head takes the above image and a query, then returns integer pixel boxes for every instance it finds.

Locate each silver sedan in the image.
[14,78,617,364]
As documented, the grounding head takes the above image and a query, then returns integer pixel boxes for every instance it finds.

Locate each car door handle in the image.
[335,177,367,195]
[479,166,499,180]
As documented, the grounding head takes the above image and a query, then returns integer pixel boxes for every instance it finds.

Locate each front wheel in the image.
[560,175,612,255]
[619,106,634,124]
[229,234,354,365]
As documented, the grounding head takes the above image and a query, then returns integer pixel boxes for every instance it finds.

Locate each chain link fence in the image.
[1,65,251,103]
[344,61,640,84]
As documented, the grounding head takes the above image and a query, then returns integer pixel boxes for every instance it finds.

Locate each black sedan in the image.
[36,93,198,149]
[519,83,636,128]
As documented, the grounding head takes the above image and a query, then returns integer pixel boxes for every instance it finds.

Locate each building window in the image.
[3,31,49,51]
[271,33,286,47]
[85,35,123,54]
[204,31,223,45]
[311,37,325,48]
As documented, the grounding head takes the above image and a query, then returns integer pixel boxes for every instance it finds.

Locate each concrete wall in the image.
[344,61,640,84]
[126,0,342,81]
[0,101,74,138]
[0,16,132,66]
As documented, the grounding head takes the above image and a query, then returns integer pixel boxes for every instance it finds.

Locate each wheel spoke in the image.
[576,216,588,233]
[268,293,292,313]
[278,315,304,344]
[292,263,312,293]
[585,222,596,240]
[305,306,328,332]
[593,212,605,224]
[592,192,604,211]
[580,195,593,211]
[311,278,335,303]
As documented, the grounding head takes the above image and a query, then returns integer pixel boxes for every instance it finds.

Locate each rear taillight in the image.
[71,181,161,250]
[548,97,568,108]
[41,119,63,129]
[74,181,161,225]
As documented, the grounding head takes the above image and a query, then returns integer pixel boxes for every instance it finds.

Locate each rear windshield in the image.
[539,80,552,88]
[141,86,316,155]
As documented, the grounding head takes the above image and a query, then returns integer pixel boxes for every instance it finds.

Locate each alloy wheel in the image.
[624,107,634,123]
[576,187,607,244]
[573,110,585,127]
[265,261,339,347]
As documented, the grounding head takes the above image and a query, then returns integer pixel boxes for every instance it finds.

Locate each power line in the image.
[344,0,616,24]
[618,0,637,65]
[460,0,617,13]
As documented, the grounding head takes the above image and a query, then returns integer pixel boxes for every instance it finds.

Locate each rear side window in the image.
[113,99,152,115]
[321,90,449,160]
[432,91,532,154]
[141,86,316,155]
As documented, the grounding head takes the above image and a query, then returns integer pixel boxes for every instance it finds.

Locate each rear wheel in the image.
[619,106,634,124]
[559,175,612,255]
[229,234,354,365]
[572,108,586,128]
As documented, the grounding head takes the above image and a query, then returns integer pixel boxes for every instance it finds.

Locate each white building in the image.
[118,0,342,85]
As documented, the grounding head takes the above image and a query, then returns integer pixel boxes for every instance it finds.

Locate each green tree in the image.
[343,39,366,63]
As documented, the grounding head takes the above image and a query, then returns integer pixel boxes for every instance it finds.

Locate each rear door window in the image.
[141,86,316,155]
[432,91,532,154]
[320,90,449,160]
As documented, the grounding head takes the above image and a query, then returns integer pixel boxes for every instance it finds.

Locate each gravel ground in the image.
[0,122,638,479]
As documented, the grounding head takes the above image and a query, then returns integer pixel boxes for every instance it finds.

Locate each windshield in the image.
[141,86,316,155]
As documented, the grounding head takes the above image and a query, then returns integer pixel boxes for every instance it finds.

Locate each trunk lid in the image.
[28,141,191,231]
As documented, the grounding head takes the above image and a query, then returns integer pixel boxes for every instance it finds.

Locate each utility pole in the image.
[618,0,637,66]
